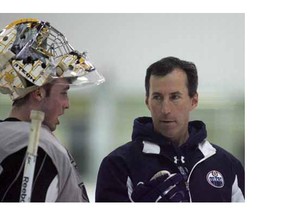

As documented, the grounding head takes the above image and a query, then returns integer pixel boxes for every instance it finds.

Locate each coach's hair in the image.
[145,56,198,97]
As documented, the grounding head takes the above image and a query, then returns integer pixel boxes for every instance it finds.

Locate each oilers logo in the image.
[206,170,224,188]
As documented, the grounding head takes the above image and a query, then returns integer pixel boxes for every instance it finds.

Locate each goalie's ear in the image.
[31,88,46,101]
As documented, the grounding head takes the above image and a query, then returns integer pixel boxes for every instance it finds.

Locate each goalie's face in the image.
[40,79,70,131]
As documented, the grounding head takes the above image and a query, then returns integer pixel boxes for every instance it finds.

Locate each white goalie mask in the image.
[0,18,105,100]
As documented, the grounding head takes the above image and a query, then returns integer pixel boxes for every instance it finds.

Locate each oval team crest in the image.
[206,170,224,188]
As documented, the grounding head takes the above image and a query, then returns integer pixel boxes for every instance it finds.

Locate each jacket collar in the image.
[132,117,207,149]
[142,139,216,158]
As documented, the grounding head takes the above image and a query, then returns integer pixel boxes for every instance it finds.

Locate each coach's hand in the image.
[131,172,187,202]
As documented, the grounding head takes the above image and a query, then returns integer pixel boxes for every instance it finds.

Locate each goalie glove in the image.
[131,171,188,202]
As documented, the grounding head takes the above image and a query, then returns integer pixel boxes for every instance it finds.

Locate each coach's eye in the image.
[170,94,181,101]
[152,95,162,101]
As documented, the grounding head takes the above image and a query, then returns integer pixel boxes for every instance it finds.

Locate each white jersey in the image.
[0,120,89,202]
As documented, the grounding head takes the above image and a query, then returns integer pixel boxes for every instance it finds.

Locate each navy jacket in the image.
[96,117,245,202]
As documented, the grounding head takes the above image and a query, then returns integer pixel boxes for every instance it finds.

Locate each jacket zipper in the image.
[186,150,216,202]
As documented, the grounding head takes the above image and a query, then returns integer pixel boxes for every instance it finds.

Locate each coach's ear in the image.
[31,88,46,101]
[190,92,198,111]
[145,97,150,111]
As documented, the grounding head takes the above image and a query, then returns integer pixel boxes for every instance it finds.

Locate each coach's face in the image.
[40,78,70,131]
[145,68,198,146]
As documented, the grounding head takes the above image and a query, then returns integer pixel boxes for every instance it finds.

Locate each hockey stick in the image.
[19,110,45,202]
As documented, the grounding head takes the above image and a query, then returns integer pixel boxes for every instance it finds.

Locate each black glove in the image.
[131,171,187,202]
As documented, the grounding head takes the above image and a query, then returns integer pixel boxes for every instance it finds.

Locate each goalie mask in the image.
[0,18,105,100]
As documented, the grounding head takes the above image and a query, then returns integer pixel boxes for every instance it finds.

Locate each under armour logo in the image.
[174,156,185,164]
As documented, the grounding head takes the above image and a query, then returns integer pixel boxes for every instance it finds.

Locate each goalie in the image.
[0,18,105,202]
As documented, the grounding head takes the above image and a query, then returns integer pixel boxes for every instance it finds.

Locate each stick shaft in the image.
[19,110,45,202]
